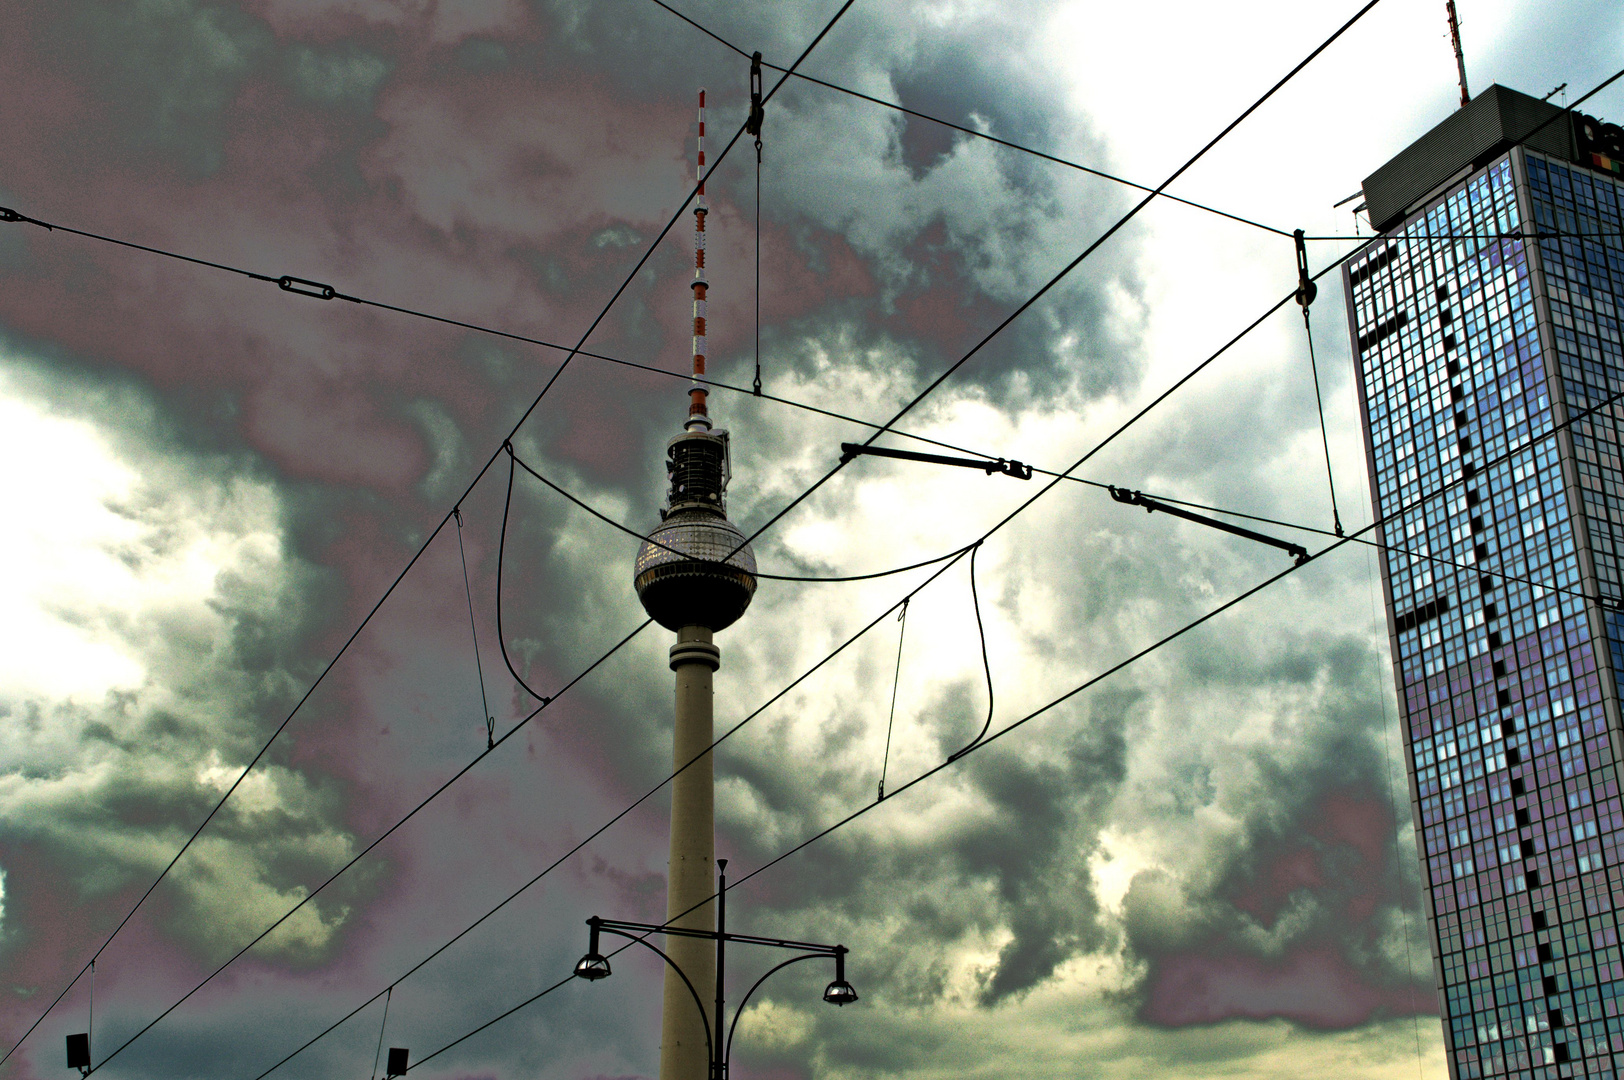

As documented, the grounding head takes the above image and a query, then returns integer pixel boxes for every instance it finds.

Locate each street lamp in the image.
[573,860,856,1079]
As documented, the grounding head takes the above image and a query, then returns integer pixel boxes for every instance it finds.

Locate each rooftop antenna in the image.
[1445,0,1469,108]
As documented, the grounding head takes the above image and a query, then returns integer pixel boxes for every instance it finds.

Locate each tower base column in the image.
[660,625,719,1080]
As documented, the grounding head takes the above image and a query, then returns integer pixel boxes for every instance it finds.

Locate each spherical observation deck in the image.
[634,509,757,632]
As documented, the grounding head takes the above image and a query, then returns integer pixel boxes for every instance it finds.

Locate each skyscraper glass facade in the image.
[1348,145,1624,1079]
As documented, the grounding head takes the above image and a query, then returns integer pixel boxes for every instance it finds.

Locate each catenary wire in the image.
[250,62,1624,1073]
[726,367,1624,897]
[509,357,1603,611]
[98,189,1585,1078]
[754,85,764,397]
[878,598,908,801]
[253,78,1438,1073]
[503,388,1601,613]
[701,0,1388,586]
[425,157,1624,1067]
[497,449,553,703]
[247,256,1375,1080]
[1294,228,1344,535]
[1144,490,1606,611]
[401,381,1589,1069]
[506,446,977,582]
[4,5,861,1072]
[107,18,1624,1078]
[430,346,1614,1059]
[87,614,652,1076]
[368,986,392,1080]
[258,191,1397,1080]
[454,508,497,749]
[946,542,994,761]
[246,541,977,1080]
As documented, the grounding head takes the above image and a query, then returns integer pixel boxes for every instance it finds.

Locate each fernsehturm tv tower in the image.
[632,89,757,1080]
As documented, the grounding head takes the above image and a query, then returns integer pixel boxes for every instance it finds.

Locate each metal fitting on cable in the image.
[1293,229,1316,308]
[746,51,765,147]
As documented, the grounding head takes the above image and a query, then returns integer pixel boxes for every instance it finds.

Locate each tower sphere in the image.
[633,510,756,632]
[633,428,755,632]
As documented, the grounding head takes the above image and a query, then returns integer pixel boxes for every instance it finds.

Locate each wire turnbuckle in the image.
[278,275,337,300]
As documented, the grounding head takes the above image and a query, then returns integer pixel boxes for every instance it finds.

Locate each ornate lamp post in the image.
[573,861,856,1079]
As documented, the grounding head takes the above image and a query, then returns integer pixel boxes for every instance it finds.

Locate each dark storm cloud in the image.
[39,0,275,174]
[538,0,1147,406]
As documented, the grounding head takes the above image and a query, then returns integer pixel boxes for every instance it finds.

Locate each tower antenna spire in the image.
[1445,0,1469,108]
[632,89,758,1080]
[688,89,712,431]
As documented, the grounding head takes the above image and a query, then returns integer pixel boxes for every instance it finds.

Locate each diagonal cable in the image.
[265,62,1624,1071]
[704,0,1389,579]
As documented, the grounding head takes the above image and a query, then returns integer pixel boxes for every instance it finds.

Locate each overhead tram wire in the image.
[1292,228,1344,536]
[259,158,1428,1080]
[698,0,1390,582]
[11,5,863,1073]
[510,399,1603,608]
[505,447,976,582]
[727,363,1624,900]
[5,40,1609,1080]
[495,447,552,704]
[407,351,1624,1067]
[247,62,1624,1074]
[501,383,1602,610]
[251,237,1519,1080]
[264,289,1612,1074]
[248,539,983,1080]
[263,22,1471,1060]
[453,507,497,749]
[641,0,1295,239]
[155,27,1624,1080]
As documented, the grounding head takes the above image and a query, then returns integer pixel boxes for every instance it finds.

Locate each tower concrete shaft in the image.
[660,625,718,1080]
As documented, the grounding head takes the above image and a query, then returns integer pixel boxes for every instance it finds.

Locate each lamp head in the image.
[823,945,856,1006]
[822,978,858,1006]
[574,951,612,981]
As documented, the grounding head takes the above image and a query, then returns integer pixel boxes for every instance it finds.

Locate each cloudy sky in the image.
[1,1,1621,1078]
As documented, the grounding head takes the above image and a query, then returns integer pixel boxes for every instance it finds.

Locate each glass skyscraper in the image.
[1347,86,1624,1079]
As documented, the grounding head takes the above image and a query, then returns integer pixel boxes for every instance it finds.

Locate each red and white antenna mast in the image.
[688,89,712,431]
[1445,0,1469,108]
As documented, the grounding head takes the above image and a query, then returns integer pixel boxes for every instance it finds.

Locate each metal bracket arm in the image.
[591,916,841,956]
[839,443,1033,479]
[1108,486,1309,564]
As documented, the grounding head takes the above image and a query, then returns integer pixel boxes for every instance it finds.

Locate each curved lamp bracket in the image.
[592,925,715,1068]
[723,951,830,1066]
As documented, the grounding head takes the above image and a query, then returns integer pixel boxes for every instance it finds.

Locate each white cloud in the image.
[0,351,359,961]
